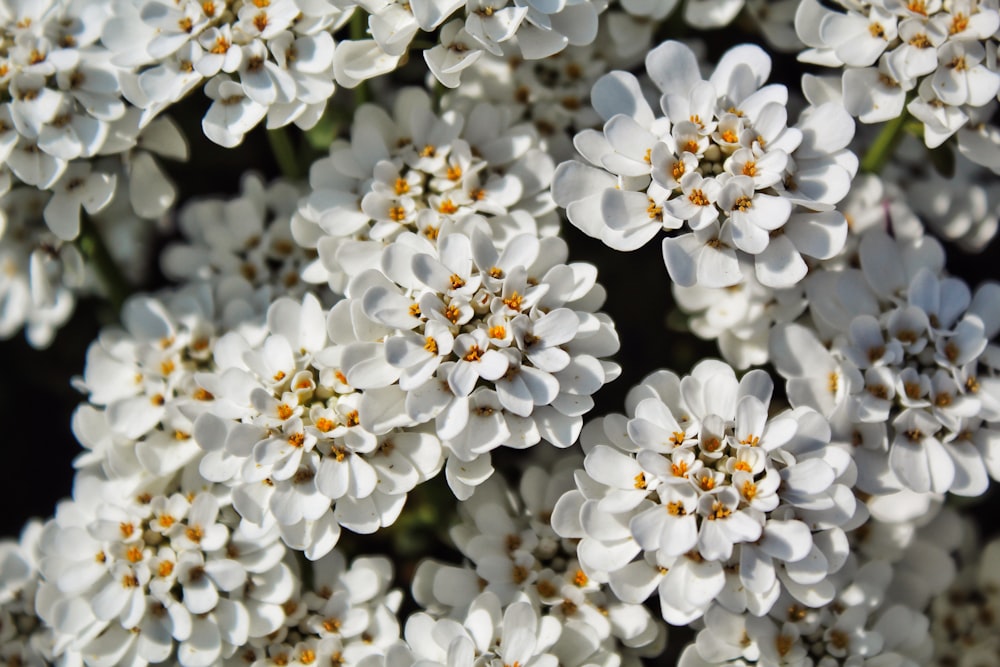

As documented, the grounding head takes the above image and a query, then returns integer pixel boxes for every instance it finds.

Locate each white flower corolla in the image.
[404,592,561,667]
[771,230,1000,499]
[551,361,857,626]
[231,550,403,667]
[42,160,116,240]
[161,173,313,296]
[338,0,604,89]
[796,0,1000,151]
[0,186,83,348]
[292,87,558,295]
[677,557,933,667]
[811,171,923,272]
[73,280,274,488]
[851,505,965,613]
[552,40,855,290]
[333,226,620,499]
[409,461,667,663]
[673,257,808,370]
[0,0,124,177]
[882,137,1000,252]
[0,521,48,667]
[929,534,1000,667]
[190,292,444,559]
[440,11,646,164]
[34,484,294,667]
[100,0,350,146]
[619,0,745,30]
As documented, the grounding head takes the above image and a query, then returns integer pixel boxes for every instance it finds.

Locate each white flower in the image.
[161,174,310,293]
[553,40,854,289]
[553,361,856,625]
[190,293,444,559]
[202,76,267,148]
[770,231,1000,498]
[0,186,80,348]
[795,0,1000,147]
[42,161,116,240]
[35,482,289,667]
[292,88,557,293]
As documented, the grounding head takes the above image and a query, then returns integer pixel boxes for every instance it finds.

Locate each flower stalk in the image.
[860,110,909,174]
[78,214,130,315]
[267,126,304,180]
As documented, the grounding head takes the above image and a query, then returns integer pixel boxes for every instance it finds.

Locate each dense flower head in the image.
[796,0,1000,170]
[344,0,605,90]
[552,361,860,626]
[411,461,666,664]
[0,0,123,185]
[0,0,186,248]
[334,224,621,500]
[190,292,444,560]
[403,590,564,667]
[73,279,275,489]
[161,173,314,296]
[35,479,294,667]
[6,1,1000,666]
[928,533,1000,666]
[552,39,856,290]
[231,550,403,666]
[770,230,1000,498]
[0,521,47,667]
[100,0,350,147]
[292,87,558,295]
[677,555,933,667]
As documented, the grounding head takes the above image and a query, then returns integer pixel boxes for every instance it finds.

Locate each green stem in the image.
[350,10,371,106]
[267,126,303,180]
[294,550,314,591]
[79,215,130,315]
[860,111,909,174]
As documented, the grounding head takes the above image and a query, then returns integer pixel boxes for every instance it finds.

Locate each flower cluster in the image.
[412,462,666,664]
[348,0,605,89]
[928,535,1000,666]
[190,292,443,559]
[292,88,558,294]
[796,0,1000,170]
[73,280,274,489]
[103,0,351,147]
[36,484,293,667]
[0,522,46,667]
[677,556,933,667]
[5,3,1000,667]
[1,1,123,191]
[161,173,314,297]
[771,230,1000,498]
[334,224,621,500]
[229,550,404,667]
[552,361,859,625]
[0,1,185,230]
[553,40,856,290]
